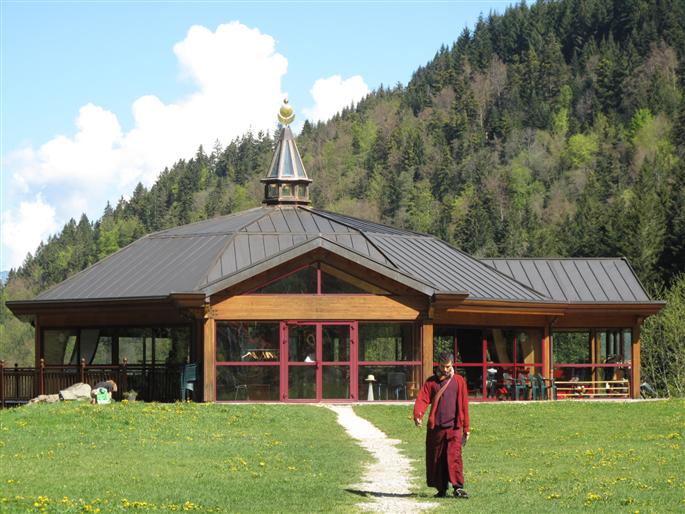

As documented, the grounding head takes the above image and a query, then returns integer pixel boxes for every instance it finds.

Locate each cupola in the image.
[261,99,312,205]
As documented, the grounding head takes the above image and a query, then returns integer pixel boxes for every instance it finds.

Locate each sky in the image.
[0,0,511,271]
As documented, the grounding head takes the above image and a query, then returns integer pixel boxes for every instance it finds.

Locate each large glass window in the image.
[552,330,632,398]
[359,323,417,362]
[217,366,279,401]
[43,327,189,366]
[434,326,543,401]
[252,264,387,295]
[255,267,318,294]
[216,322,280,362]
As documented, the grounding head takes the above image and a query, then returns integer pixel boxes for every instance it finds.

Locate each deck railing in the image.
[0,359,190,408]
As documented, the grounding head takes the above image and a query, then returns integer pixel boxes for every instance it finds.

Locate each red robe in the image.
[413,373,470,490]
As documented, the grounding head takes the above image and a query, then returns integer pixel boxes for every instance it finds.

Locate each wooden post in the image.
[122,358,128,394]
[422,320,433,384]
[203,316,216,402]
[39,358,45,396]
[631,320,642,399]
[0,360,5,408]
[80,358,86,384]
[15,363,20,401]
[34,317,41,367]
[542,324,551,380]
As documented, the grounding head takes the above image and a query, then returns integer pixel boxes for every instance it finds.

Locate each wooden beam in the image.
[34,316,41,368]
[211,295,422,321]
[631,320,642,399]
[434,311,548,327]
[203,317,216,403]
[542,323,551,380]
[422,321,433,384]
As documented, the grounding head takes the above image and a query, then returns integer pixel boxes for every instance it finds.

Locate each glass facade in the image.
[42,327,190,366]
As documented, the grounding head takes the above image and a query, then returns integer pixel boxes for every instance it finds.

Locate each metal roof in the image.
[35,205,548,302]
[479,258,653,302]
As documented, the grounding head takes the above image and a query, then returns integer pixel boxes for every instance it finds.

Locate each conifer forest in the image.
[2,0,684,394]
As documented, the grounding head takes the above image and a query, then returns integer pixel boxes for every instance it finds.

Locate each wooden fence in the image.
[0,359,189,408]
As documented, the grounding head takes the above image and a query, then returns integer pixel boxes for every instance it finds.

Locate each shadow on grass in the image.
[345,488,417,499]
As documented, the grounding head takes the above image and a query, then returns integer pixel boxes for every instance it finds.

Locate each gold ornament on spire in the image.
[278,98,295,126]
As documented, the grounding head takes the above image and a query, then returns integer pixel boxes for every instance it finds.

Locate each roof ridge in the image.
[302,207,399,269]
[194,208,273,291]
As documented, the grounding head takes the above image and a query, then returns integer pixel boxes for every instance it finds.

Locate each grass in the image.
[0,402,369,513]
[354,399,685,513]
[1,400,683,513]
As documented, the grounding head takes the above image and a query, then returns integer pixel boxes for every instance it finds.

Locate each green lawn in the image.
[354,399,685,513]
[0,402,369,513]
[2,401,683,513]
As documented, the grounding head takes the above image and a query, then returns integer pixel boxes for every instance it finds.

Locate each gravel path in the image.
[326,405,437,514]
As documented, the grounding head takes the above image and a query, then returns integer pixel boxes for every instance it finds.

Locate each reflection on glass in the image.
[553,332,591,364]
[323,325,349,362]
[255,267,317,294]
[288,325,316,362]
[456,366,484,399]
[289,366,316,399]
[323,366,350,399]
[216,366,279,401]
[358,365,421,401]
[216,322,280,362]
[359,324,417,362]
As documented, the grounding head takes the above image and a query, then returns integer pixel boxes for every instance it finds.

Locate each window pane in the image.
[456,366,484,399]
[255,266,317,294]
[119,328,152,365]
[321,271,367,293]
[43,330,78,364]
[217,366,279,401]
[433,326,457,361]
[323,325,349,362]
[288,366,316,399]
[358,365,421,401]
[359,323,417,362]
[216,322,280,362]
[455,329,482,364]
[91,335,113,365]
[553,332,591,364]
[322,366,350,399]
[288,325,316,362]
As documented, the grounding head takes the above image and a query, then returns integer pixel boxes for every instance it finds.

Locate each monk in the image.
[413,351,470,498]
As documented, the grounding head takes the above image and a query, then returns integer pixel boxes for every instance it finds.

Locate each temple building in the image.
[6,101,664,403]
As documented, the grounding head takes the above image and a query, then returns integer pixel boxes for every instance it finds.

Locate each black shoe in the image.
[434,490,447,498]
[454,488,469,499]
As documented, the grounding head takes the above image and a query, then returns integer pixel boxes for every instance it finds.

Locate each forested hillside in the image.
[2,0,685,375]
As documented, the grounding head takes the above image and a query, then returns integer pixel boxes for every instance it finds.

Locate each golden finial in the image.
[278,98,295,126]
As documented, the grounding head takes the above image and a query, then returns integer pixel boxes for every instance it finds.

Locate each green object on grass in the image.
[95,387,110,404]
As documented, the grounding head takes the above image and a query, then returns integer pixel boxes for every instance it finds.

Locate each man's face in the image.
[439,360,454,378]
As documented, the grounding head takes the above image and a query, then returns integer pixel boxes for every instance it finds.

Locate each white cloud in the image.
[1,195,59,270]
[1,21,290,269]
[304,75,370,123]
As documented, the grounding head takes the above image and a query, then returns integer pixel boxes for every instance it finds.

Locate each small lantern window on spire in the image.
[262,99,312,206]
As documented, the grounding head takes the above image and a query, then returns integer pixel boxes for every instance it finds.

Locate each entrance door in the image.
[283,322,356,401]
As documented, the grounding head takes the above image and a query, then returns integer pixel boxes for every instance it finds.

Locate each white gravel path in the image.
[326,405,437,514]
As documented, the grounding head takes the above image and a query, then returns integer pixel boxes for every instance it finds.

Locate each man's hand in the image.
[414,417,423,427]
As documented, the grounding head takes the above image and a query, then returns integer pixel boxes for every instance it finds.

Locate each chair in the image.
[502,373,515,400]
[515,374,528,400]
[387,372,407,400]
[180,363,197,401]
[530,374,541,400]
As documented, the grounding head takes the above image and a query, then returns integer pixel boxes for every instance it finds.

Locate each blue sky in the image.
[1,0,511,271]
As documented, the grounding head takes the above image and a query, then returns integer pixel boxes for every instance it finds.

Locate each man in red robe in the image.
[413,352,470,498]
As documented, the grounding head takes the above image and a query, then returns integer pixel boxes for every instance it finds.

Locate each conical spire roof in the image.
[262,100,311,205]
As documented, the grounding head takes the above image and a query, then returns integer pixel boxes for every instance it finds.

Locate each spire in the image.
[262,99,312,205]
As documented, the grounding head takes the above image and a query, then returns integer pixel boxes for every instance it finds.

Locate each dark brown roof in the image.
[479,258,653,303]
[34,206,547,302]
